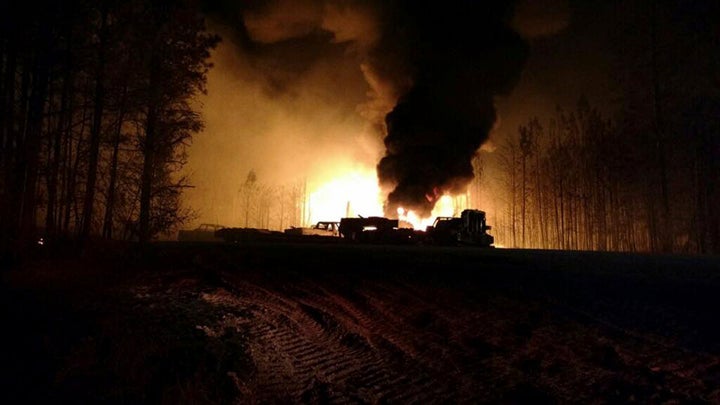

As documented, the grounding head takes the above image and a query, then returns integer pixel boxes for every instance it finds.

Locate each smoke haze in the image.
[188,0,528,225]
[183,19,381,225]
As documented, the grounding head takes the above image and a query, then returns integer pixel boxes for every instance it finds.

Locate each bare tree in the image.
[498,137,519,247]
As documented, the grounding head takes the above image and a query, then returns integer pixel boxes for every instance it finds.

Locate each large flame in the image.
[397,195,457,230]
[307,166,384,224]
[307,166,461,229]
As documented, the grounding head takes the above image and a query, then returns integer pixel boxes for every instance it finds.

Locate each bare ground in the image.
[2,242,719,403]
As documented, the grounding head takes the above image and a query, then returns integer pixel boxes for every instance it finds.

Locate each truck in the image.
[214,222,342,244]
[214,227,284,243]
[284,221,340,237]
[338,216,419,244]
[337,209,494,247]
[337,210,494,247]
[424,209,494,247]
[212,209,494,247]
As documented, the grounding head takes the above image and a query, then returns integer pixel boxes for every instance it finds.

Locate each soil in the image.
[2,241,719,403]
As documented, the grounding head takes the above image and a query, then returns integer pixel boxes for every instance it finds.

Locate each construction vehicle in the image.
[424,209,494,247]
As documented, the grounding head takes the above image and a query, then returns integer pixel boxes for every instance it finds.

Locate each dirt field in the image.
[2,242,720,403]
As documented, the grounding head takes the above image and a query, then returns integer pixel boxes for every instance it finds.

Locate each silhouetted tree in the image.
[0,0,218,253]
[136,2,219,243]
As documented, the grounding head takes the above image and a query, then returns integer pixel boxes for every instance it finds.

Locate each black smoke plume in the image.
[200,0,527,218]
[375,1,528,217]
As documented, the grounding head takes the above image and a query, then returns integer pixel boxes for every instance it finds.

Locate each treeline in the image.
[491,1,719,254]
[493,97,719,254]
[0,0,219,250]
[233,171,309,231]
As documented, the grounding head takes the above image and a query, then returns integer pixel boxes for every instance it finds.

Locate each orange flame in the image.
[307,167,463,229]
[307,166,383,224]
[397,195,457,229]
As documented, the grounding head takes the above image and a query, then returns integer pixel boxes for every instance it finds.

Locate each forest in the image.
[0,0,219,252]
[483,2,719,254]
[481,96,719,254]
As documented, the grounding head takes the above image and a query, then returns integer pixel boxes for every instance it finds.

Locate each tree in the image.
[498,137,519,247]
[239,170,257,228]
[80,3,109,239]
[0,0,219,252]
[136,2,219,243]
[518,122,535,247]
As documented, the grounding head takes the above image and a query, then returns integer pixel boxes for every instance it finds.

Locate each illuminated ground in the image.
[2,242,720,403]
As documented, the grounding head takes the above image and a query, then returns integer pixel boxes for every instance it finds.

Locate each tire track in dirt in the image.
[544,296,720,401]
[212,273,462,403]
[300,280,470,401]
[195,265,720,403]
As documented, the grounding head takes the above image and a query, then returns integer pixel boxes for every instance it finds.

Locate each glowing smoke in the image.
[189,1,527,226]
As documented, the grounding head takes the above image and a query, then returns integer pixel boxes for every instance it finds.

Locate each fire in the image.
[307,166,461,229]
[307,166,383,224]
[397,195,456,229]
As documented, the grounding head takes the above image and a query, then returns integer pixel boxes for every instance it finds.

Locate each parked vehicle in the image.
[177,223,226,242]
[284,221,340,237]
[425,209,494,247]
[212,209,494,248]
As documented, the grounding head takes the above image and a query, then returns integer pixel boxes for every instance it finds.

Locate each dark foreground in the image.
[2,242,720,403]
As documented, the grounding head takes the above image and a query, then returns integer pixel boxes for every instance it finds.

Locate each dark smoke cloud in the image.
[374,1,528,216]
[512,0,570,38]
[200,0,527,218]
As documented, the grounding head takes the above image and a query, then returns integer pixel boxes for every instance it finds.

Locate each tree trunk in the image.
[20,44,51,243]
[64,93,90,233]
[7,57,32,241]
[535,153,545,248]
[521,153,526,247]
[46,38,74,236]
[80,6,108,239]
[0,43,17,241]
[650,0,671,252]
[139,31,164,244]
[558,178,565,249]
[139,102,158,243]
[102,106,125,239]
